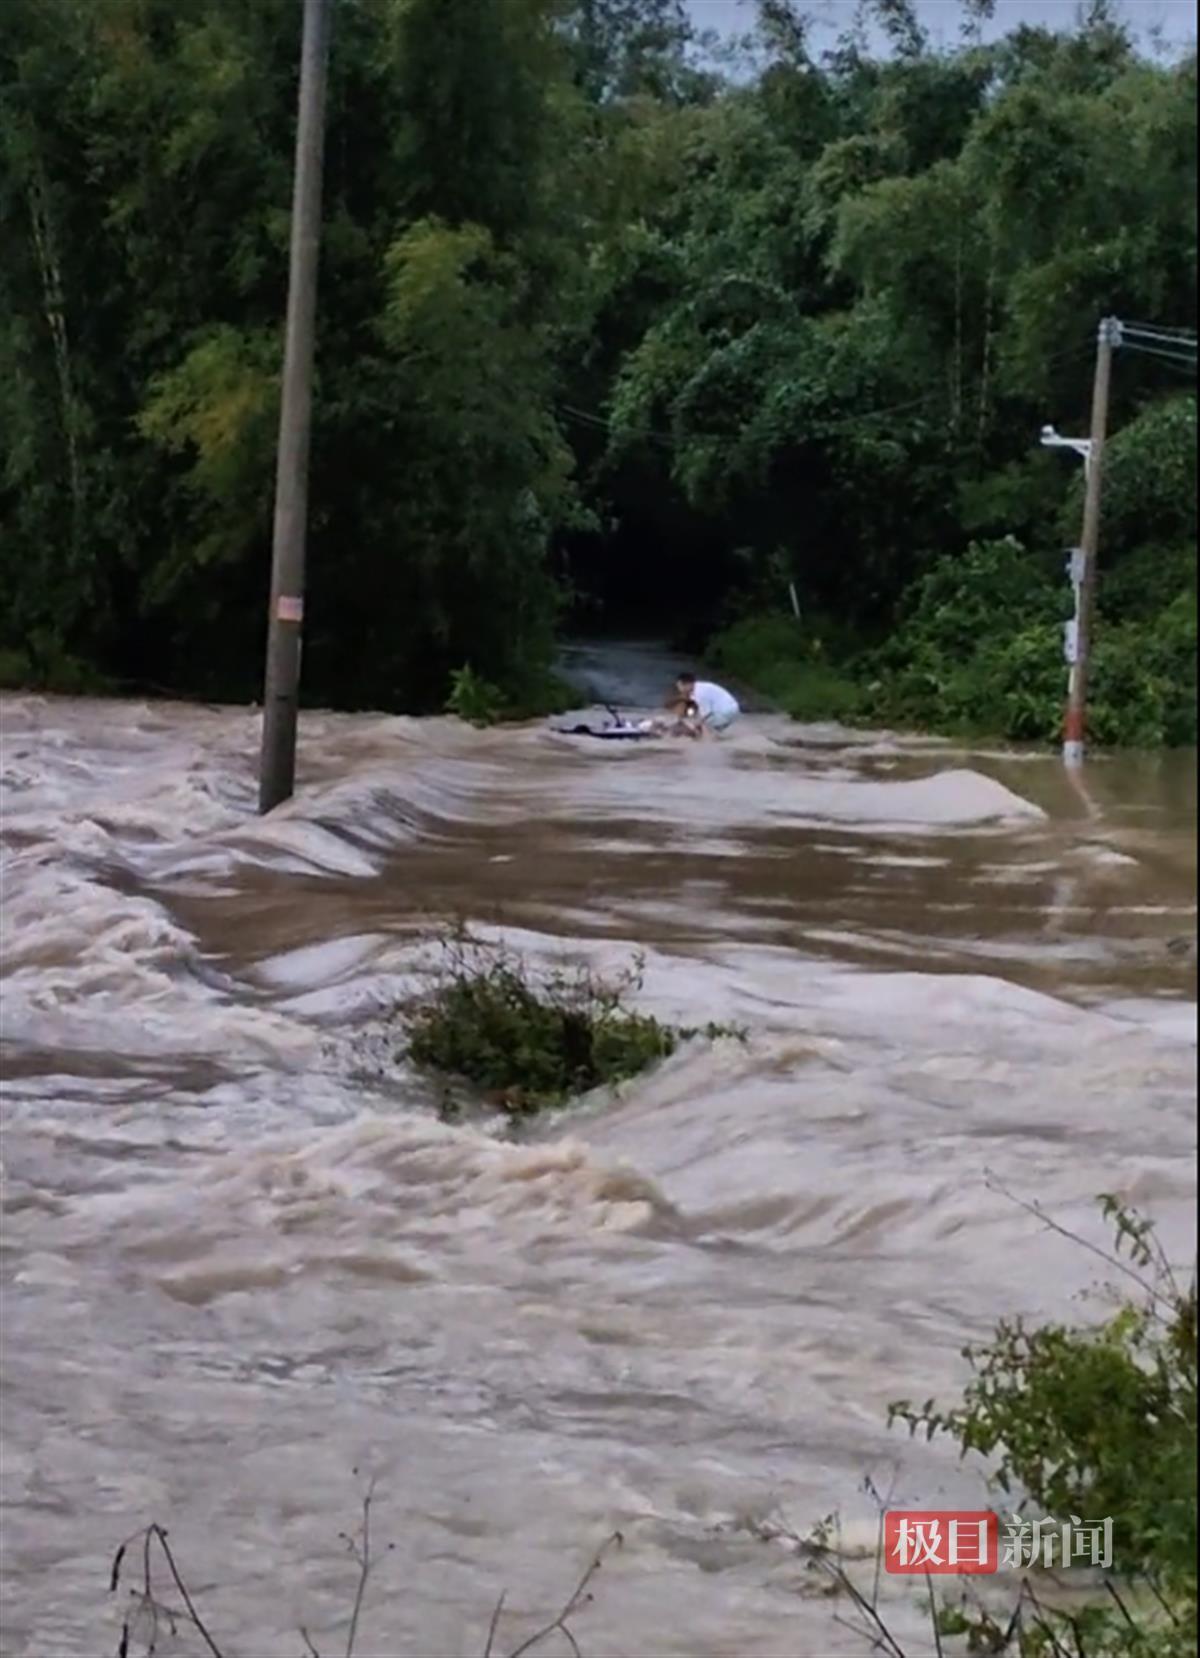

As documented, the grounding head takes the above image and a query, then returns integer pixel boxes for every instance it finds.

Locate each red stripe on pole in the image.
[1063,705,1085,743]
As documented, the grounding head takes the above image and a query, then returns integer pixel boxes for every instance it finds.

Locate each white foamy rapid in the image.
[1,673,1195,1658]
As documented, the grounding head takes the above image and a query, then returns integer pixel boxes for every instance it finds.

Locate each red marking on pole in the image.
[1063,705,1085,743]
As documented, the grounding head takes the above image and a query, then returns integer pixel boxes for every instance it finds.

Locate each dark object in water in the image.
[557,721,658,742]
[553,703,663,741]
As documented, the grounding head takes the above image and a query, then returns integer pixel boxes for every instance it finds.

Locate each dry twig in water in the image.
[982,1173,1179,1312]
[484,1531,624,1658]
[741,1513,910,1658]
[339,1474,381,1658]
[110,1523,225,1658]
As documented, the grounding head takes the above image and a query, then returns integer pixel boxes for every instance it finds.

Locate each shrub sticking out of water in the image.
[445,664,504,727]
[444,663,577,726]
[888,1188,1197,1658]
[404,931,732,1115]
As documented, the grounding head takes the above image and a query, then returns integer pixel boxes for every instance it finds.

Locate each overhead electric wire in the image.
[1120,331,1197,353]
[1120,320,1197,343]
[1124,356,1196,380]
[1119,334,1197,359]
[1118,339,1198,372]
[1121,328,1197,351]
[558,340,1097,448]
[1120,339,1193,363]
[560,323,1191,452]
[557,387,948,448]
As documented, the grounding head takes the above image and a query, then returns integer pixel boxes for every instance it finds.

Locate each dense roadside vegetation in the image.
[1,0,1195,741]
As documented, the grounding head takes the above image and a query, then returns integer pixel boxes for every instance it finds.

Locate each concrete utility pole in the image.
[1062,316,1120,768]
[258,0,334,814]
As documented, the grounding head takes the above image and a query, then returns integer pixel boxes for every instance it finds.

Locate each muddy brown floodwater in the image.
[0,644,1195,1658]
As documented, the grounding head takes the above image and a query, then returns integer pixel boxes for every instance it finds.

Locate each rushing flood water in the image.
[1,645,1196,1657]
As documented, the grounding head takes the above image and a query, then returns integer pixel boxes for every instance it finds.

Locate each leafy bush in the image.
[1062,395,1197,560]
[498,670,578,722]
[871,537,1064,672]
[445,664,505,727]
[859,537,1197,747]
[1089,597,1198,749]
[709,560,1062,737]
[404,934,729,1114]
[708,611,865,721]
[0,632,113,696]
[0,649,32,689]
[1098,542,1197,625]
[960,623,1067,740]
[445,664,577,726]
[890,1196,1197,1657]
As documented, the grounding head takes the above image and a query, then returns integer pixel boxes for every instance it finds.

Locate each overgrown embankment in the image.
[708,393,1196,748]
[710,538,1196,748]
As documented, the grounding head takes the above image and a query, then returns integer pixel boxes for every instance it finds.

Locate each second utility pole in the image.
[258,0,334,814]
[1062,315,1120,768]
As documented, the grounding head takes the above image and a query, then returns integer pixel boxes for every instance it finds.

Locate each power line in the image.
[1125,355,1196,380]
[1122,328,1197,351]
[562,324,1185,455]
[558,339,1097,450]
[1119,339,1198,373]
[559,400,624,433]
[1121,331,1197,353]
[1121,320,1197,343]
[1120,333,1197,359]
[558,387,949,448]
[804,388,952,434]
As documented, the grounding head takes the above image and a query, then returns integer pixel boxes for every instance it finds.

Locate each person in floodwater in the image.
[653,696,701,737]
[668,673,740,737]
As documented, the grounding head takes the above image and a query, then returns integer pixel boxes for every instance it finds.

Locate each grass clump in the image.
[405,932,731,1115]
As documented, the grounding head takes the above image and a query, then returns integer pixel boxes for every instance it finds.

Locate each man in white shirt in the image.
[672,672,740,736]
